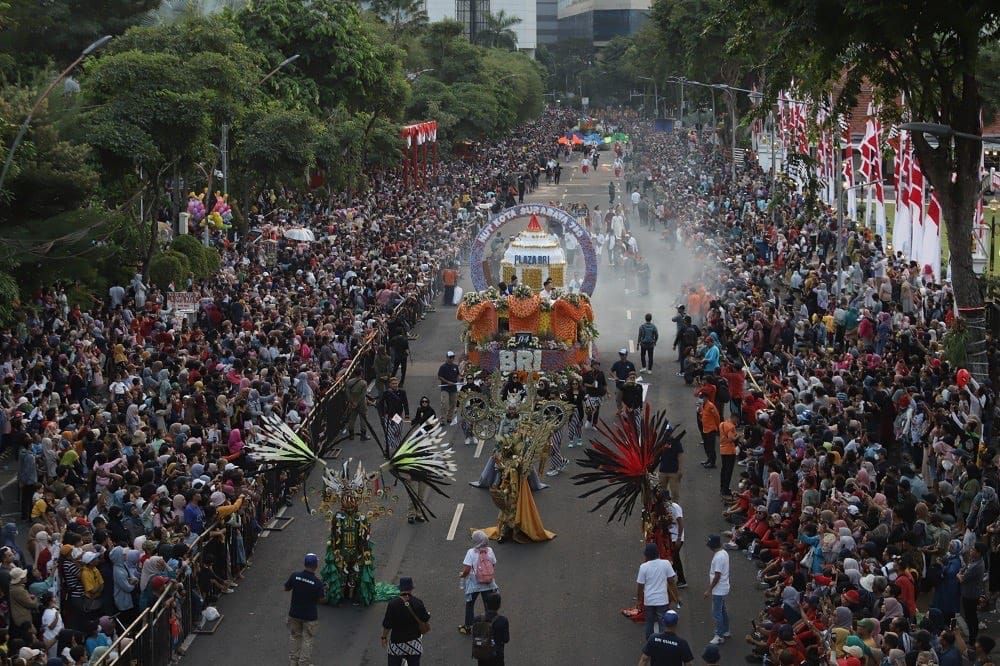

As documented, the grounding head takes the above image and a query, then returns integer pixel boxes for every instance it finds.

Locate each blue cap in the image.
[662,610,679,626]
[304,553,319,567]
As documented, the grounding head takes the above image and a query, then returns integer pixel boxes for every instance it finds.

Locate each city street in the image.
[185,153,761,665]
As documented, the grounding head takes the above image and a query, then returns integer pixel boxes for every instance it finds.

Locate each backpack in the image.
[471,616,496,660]
[639,323,656,346]
[474,548,494,585]
[715,377,731,404]
[81,564,104,599]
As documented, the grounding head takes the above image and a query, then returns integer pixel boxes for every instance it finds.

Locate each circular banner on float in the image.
[469,203,598,296]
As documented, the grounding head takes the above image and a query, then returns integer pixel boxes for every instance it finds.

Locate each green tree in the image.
[419,21,484,85]
[370,0,428,38]
[0,0,162,68]
[237,0,407,114]
[476,10,521,50]
[718,0,1000,376]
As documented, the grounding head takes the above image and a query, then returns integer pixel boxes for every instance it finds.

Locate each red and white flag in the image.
[892,130,912,258]
[920,190,942,280]
[908,146,925,262]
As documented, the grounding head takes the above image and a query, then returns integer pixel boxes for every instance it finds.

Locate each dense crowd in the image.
[0,108,575,665]
[626,119,1000,665]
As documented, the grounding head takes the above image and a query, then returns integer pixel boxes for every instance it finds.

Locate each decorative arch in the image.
[469,203,598,295]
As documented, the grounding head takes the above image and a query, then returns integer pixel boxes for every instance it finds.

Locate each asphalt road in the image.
[184,152,763,665]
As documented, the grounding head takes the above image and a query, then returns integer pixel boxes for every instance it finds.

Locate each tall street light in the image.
[0,35,112,193]
[637,76,659,119]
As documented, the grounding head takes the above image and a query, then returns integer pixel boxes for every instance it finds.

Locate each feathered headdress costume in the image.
[572,404,685,522]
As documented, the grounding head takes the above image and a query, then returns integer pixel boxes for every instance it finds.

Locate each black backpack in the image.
[471,616,496,660]
[715,377,731,404]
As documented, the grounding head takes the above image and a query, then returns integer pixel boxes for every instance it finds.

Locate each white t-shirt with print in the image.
[709,549,730,596]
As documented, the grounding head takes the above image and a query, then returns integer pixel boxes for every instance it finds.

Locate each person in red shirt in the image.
[720,362,745,422]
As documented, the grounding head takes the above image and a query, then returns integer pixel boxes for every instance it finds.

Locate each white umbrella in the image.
[283,227,315,242]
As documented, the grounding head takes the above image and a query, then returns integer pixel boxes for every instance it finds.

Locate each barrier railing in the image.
[90,288,429,666]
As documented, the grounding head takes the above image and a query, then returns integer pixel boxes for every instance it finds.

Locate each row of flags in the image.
[749,89,974,282]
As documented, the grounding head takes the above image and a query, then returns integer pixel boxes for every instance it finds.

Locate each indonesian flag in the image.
[908,148,925,262]
[869,115,886,238]
[892,130,912,258]
[920,190,942,281]
[840,117,857,220]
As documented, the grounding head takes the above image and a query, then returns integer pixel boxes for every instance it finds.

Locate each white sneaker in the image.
[464,437,473,445]
[709,635,725,645]
[450,417,458,426]
[722,632,732,638]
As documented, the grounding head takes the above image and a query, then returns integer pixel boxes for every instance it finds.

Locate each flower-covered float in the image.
[457,285,597,374]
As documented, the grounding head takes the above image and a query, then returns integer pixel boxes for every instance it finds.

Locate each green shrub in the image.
[148,250,191,290]
[171,235,211,278]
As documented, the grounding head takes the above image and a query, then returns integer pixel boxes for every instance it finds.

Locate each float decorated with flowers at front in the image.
[457,284,597,376]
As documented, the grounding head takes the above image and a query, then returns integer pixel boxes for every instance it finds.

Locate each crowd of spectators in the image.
[626,118,1000,665]
[0,108,575,665]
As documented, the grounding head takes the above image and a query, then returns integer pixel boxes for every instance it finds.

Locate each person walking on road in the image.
[638,609,693,666]
[718,412,740,497]
[472,593,509,666]
[637,543,678,639]
[285,553,325,666]
[696,385,720,469]
[581,360,607,429]
[344,369,371,441]
[438,351,461,426]
[703,535,730,646]
[609,180,616,205]
[638,314,659,372]
[378,377,410,454]
[611,349,636,410]
[381,576,431,666]
[459,530,498,634]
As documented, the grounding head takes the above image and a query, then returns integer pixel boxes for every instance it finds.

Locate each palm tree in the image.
[476,10,521,50]
[371,0,428,38]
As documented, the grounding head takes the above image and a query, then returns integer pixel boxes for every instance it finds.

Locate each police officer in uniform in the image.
[638,609,694,666]
[285,553,325,666]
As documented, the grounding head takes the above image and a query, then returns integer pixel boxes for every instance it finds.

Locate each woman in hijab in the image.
[227,428,244,460]
[831,606,853,657]
[879,597,904,631]
[293,372,314,409]
[125,403,141,436]
[777,585,801,624]
[842,557,862,587]
[139,555,169,592]
[932,538,963,621]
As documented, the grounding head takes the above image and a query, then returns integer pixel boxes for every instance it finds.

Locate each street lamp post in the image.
[0,35,112,193]
[637,77,659,120]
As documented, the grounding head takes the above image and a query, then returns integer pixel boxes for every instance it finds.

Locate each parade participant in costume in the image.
[248,412,456,606]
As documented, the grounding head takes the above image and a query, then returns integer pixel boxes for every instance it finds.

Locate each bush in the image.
[171,235,212,279]
[148,250,191,290]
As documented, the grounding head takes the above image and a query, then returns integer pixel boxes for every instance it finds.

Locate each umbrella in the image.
[283,227,316,242]
[571,136,584,145]
[557,136,571,146]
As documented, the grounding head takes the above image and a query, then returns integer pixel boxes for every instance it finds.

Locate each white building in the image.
[425,0,537,53]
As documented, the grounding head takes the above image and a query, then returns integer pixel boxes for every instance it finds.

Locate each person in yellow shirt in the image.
[718,412,741,497]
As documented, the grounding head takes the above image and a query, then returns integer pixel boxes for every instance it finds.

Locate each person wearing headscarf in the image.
[2,523,26,568]
[458,530,498,634]
[932,538,964,621]
[880,597,904,629]
[139,555,170,592]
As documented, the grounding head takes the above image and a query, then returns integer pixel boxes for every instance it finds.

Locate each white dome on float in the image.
[500,214,567,290]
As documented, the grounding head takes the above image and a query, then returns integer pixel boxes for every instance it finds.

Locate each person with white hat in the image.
[9,566,38,639]
[437,351,461,426]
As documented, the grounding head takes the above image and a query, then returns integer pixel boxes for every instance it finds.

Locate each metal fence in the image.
[90,290,429,666]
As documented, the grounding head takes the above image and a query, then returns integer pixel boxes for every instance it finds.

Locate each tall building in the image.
[557,0,649,46]
[426,0,538,52]
[536,0,559,45]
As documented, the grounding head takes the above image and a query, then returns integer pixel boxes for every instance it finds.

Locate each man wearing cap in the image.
[638,609,693,665]
[637,542,678,639]
[285,553,325,666]
[700,644,720,665]
[438,351,461,426]
[611,349,636,410]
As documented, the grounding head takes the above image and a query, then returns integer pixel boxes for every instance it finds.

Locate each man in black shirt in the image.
[388,331,410,385]
[610,349,637,410]
[437,351,461,426]
[284,553,325,666]
[473,592,510,666]
[581,360,607,428]
[381,577,431,665]
[638,609,694,665]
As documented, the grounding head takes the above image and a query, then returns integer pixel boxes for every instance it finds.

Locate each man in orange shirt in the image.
[441,264,458,306]
[697,384,720,469]
[718,412,740,497]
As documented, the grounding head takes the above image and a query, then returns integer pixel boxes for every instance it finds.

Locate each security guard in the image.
[638,609,694,666]
[285,553,325,666]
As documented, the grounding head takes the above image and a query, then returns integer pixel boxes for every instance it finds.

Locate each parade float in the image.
[460,204,599,378]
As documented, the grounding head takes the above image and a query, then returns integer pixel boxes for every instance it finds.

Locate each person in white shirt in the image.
[704,534,730,645]
[458,530,498,633]
[637,542,678,639]
[40,590,63,658]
